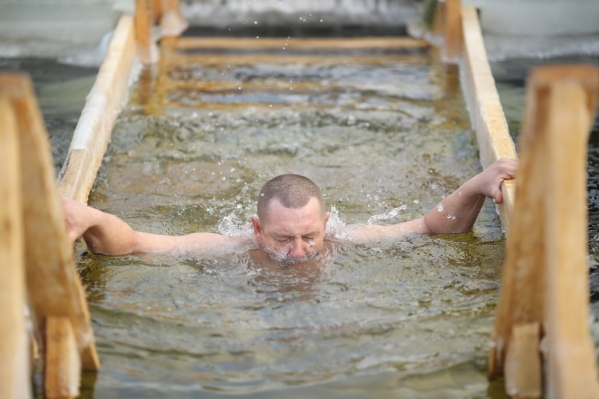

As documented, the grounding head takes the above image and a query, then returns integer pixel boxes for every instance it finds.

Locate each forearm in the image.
[81,208,140,255]
[423,177,485,234]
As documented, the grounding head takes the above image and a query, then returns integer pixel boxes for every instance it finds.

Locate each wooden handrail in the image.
[0,95,31,399]
[490,64,599,398]
[0,72,101,398]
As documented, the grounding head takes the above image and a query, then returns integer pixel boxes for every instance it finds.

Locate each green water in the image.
[70,44,511,398]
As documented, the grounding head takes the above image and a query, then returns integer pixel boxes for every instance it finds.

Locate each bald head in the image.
[257,174,325,222]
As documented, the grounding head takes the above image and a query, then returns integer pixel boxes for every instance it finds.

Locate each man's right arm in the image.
[61,197,237,255]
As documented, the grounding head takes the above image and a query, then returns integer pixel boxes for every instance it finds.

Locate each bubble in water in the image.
[437,203,444,212]
[414,199,420,204]
[431,184,438,190]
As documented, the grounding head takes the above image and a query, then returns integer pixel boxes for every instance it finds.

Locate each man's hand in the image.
[61,196,94,245]
[470,158,518,204]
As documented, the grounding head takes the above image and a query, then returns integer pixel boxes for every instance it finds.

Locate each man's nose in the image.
[289,238,307,259]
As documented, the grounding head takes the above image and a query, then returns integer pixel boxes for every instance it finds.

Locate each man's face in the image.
[252,197,330,263]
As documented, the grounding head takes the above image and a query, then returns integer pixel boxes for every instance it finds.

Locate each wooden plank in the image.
[0,72,100,371]
[168,53,429,66]
[159,0,188,37]
[490,65,599,397]
[443,0,462,62]
[0,97,31,399]
[57,15,136,204]
[45,317,80,399]
[489,65,547,377]
[135,0,158,64]
[460,6,517,233]
[504,323,541,398]
[541,66,599,399]
[176,37,430,50]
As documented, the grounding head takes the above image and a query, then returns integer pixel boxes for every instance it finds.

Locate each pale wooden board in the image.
[0,72,100,371]
[45,317,81,399]
[0,97,31,399]
[57,15,136,204]
[490,65,599,398]
[542,68,599,399]
[443,0,462,63]
[460,6,517,233]
[136,0,156,64]
[504,323,541,398]
[176,37,430,50]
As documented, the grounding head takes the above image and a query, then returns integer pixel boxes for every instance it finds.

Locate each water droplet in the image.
[256,36,259,39]
[437,203,444,212]
[413,199,419,204]
[208,112,213,116]
[320,19,323,22]
[254,21,258,24]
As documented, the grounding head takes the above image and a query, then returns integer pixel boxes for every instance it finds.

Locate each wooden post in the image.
[135,0,158,64]
[0,97,31,399]
[489,64,599,398]
[45,317,80,399]
[541,65,599,399]
[160,0,188,37]
[0,72,101,396]
[443,0,462,63]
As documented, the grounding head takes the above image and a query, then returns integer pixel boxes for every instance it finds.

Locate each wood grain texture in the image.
[490,64,599,398]
[45,317,80,399]
[443,0,462,62]
[0,96,31,399]
[460,6,517,233]
[0,72,100,371]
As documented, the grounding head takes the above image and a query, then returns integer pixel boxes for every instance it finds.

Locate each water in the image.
[73,43,512,398]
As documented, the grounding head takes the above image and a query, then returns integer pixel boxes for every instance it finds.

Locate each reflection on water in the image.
[81,43,508,398]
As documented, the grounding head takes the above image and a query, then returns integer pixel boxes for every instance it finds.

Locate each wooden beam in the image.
[135,0,158,64]
[44,317,80,399]
[0,97,31,399]
[540,65,599,399]
[460,6,517,233]
[0,72,100,371]
[176,37,429,50]
[57,15,136,204]
[443,0,462,62]
[159,0,188,37]
[504,323,541,398]
[490,64,599,397]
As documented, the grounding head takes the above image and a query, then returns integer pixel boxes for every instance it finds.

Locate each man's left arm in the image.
[345,158,518,243]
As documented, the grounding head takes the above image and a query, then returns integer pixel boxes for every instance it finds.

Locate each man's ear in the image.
[251,216,263,243]
[324,212,330,226]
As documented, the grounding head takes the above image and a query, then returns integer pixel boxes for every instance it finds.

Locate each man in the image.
[62,158,517,263]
